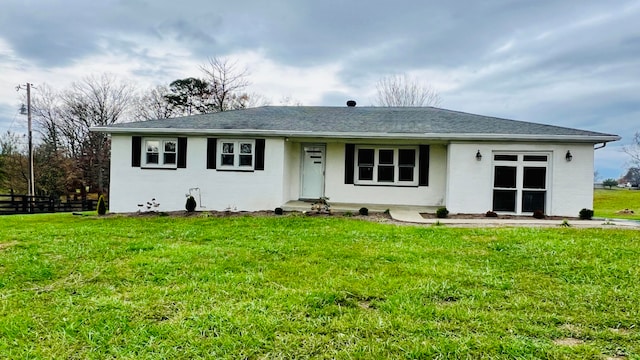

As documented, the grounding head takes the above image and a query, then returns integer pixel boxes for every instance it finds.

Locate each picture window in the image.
[355,146,417,186]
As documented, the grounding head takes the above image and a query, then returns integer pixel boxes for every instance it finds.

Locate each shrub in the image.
[359,207,369,216]
[532,210,545,219]
[344,211,353,217]
[485,211,498,218]
[274,207,284,215]
[185,196,197,212]
[97,195,107,215]
[579,208,594,220]
[436,207,449,218]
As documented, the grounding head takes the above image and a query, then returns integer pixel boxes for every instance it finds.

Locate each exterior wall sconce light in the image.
[565,150,573,162]
[476,150,482,161]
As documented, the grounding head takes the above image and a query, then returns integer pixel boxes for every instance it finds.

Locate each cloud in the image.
[0,0,639,176]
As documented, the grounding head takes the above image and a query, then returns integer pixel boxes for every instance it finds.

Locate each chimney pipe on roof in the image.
[346,100,356,107]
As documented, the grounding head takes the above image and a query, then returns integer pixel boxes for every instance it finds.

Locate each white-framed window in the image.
[492,152,549,213]
[355,146,418,186]
[143,138,177,168]
[218,139,255,170]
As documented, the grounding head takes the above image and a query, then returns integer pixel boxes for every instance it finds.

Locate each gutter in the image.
[90,126,621,144]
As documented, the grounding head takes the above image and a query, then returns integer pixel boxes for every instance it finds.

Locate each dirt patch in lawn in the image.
[0,241,18,251]
[553,337,584,346]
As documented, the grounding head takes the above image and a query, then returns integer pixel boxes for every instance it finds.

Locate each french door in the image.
[492,153,549,214]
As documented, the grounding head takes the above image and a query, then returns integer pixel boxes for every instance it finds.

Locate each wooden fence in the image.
[0,193,99,215]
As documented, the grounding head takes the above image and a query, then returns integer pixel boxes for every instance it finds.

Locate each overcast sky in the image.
[1,0,639,179]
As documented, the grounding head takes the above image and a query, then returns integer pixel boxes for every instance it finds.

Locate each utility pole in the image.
[27,83,35,200]
[17,83,36,208]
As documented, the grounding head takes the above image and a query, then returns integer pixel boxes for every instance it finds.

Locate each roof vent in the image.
[346,100,356,107]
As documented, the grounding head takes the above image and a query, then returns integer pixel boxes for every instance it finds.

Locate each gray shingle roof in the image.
[94,106,619,143]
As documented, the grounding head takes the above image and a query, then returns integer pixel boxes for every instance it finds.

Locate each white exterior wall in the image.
[446,142,595,217]
[109,134,596,216]
[109,135,286,212]
[283,141,301,201]
[323,142,447,207]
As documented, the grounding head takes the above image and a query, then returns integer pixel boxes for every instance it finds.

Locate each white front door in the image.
[300,145,326,199]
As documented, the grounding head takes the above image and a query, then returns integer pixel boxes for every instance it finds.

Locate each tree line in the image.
[0,65,441,199]
[0,58,261,198]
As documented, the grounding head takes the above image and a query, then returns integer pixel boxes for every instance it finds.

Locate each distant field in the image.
[593,188,640,220]
[0,213,638,358]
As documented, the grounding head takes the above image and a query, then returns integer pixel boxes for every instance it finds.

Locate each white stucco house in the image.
[92,104,620,217]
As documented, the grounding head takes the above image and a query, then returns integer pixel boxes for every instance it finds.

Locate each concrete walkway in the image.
[280,201,640,228]
[388,209,640,228]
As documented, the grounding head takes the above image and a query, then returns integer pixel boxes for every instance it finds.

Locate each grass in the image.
[1,213,639,359]
[594,188,640,220]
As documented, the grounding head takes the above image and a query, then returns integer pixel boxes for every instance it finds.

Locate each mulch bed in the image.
[106,210,579,222]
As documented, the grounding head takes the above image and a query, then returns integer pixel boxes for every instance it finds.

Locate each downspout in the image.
[594,143,607,150]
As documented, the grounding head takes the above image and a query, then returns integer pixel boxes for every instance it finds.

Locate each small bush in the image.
[436,207,449,218]
[579,208,594,220]
[532,210,545,219]
[185,196,197,212]
[359,207,369,216]
[485,211,498,218]
[560,219,571,227]
[97,195,107,215]
[274,207,284,215]
[344,211,353,217]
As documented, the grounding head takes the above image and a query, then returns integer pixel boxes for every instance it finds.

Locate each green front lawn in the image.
[1,213,638,358]
[594,188,640,220]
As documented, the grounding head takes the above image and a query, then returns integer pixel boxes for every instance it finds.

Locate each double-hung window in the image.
[355,146,418,185]
[218,139,255,170]
[143,138,177,168]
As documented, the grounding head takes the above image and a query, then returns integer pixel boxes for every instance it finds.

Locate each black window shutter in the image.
[255,139,265,171]
[131,136,141,167]
[206,138,217,169]
[344,144,355,184]
[419,145,430,186]
[177,137,187,168]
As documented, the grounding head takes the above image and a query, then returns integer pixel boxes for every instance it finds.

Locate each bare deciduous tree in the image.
[0,131,28,193]
[133,85,177,121]
[31,84,63,151]
[278,96,303,106]
[623,131,640,167]
[8,74,133,196]
[200,57,250,112]
[239,92,270,108]
[52,74,133,194]
[30,85,78,196]
[62,74,133,194]
[375,74,442,107]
